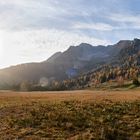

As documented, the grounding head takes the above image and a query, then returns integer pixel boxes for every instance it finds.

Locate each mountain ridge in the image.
[0,38,140,88]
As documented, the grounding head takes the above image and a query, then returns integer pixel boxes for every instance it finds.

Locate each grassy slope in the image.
[89,80,140,91]
[0,90,140,139]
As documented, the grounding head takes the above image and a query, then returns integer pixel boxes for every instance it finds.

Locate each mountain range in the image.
[0,38,140,87]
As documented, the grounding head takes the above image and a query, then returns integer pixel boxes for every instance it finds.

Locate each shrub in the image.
[132,77,140,86]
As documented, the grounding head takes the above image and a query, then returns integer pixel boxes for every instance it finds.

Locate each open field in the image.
[0,90,140,139]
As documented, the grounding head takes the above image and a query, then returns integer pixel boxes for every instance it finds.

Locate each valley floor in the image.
[0,90,140,139]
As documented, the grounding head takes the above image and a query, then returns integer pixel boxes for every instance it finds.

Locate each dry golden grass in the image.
[0,90,140,105]
[0,90,140,139]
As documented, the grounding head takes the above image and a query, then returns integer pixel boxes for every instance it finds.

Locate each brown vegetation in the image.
[0,90,140,139]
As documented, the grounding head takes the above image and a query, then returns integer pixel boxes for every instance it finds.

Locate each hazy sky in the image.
[0,0,140,68]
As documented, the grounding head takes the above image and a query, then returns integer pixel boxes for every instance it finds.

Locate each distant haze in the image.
[0,0,140,68]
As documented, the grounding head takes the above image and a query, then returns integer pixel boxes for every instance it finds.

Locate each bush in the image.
[132,77,140,86]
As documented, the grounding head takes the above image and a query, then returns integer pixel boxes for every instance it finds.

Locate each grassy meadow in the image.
[0,90,140,139]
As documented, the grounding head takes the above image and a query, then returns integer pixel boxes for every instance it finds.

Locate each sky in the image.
[0,0,140,68]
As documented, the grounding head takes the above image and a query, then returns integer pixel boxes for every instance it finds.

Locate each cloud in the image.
[1,0,139,32]
[0,0,123,31]
[0,0,25,6]
[107,13,140,30]
[73,22,114,31]
[0,28,109,68]
[109,13,140,23]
